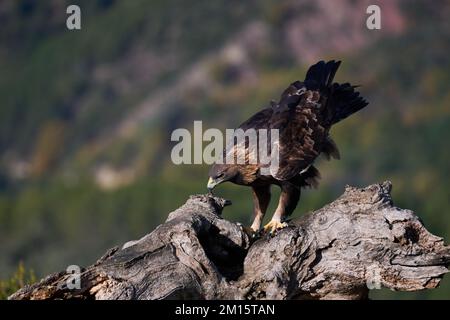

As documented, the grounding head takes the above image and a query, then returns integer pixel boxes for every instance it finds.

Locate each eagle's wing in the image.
[221,107,274,167]
[225,84,328,179]
[238,107,273,131]
[269,82,328,180]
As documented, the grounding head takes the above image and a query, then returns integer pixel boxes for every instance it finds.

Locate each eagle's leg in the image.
[249,185,271,233]
[263,182,300,234]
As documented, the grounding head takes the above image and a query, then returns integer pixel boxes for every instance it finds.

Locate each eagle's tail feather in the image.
[330,83,368,125]
[304,60,341,89]
[303,60,368,124]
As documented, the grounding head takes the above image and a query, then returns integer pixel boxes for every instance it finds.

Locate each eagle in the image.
[207,60,368,234]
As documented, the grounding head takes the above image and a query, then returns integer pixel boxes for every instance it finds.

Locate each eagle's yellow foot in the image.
[263,220,288,235]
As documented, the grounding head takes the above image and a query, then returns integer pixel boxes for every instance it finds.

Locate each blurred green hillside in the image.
[0,0,449,299]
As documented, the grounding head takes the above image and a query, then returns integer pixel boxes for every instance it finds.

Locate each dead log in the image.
[9,181,450,300]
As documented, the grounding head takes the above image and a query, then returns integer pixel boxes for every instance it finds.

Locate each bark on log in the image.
[9,181,450,300]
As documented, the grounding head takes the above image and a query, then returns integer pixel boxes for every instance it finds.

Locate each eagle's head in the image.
[207,164,238,192]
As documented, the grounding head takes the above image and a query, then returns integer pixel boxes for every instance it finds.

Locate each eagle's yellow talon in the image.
[263,220,288,235]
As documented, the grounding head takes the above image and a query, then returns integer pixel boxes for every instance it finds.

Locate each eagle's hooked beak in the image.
[207,177,218,192]
[208,175,228,192]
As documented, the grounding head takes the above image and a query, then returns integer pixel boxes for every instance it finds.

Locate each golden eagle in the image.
[207,60,368,233]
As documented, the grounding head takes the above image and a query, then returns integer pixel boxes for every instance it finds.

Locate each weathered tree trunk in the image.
[9,181,450,300]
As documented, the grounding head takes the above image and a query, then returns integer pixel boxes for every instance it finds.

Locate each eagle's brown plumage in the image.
[208,60,368,233]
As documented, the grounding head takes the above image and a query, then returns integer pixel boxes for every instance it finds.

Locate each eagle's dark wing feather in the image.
[269,86,327,180]
[238,107,273,131]
[322,136,340,160]
[221,107,273,175]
